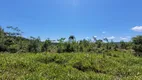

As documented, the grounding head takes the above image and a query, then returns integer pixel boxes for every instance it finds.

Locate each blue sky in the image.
[0,0,142,41]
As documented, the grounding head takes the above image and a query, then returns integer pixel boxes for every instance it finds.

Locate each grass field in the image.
[0,51,142,80]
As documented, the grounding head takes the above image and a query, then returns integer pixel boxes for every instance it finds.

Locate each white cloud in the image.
[120,37,127,40]
[86,37,89,39]
[120,36,131,41]
[132,26,142,32]
[102,31,106,34]
[107,36,115,40]
[93,36,97,38]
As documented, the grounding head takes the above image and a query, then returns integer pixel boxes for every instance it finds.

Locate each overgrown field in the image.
[1,51,142,80]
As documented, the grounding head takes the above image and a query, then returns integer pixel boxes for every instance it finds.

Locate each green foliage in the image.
[0,26,140,55]
[69,35,76,42]
[57,38,66,53]
[28,37,41,53]
[132,35,142,56]
[41,39,52,52]
[1,51,142,79]
[120,40,127,49]
[0,27,7,52]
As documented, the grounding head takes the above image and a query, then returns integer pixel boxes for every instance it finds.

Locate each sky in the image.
[0,0,142,41]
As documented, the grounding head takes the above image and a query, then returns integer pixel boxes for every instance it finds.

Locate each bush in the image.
[1,52,142,79]
[132,35,142,56]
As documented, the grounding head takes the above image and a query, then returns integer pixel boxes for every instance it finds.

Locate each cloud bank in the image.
[107,36,115,40]
[132,26,142,32]
[120,37,128,40]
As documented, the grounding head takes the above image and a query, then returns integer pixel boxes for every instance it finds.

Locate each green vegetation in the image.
[1,51,142,80]
[132,36,142,56]
[0,26,139,54]
[1,26,142,79]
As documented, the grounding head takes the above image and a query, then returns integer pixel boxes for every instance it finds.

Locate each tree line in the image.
[0,26,142,55]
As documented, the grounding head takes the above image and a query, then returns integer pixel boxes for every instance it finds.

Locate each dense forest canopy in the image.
[0,26,142,55]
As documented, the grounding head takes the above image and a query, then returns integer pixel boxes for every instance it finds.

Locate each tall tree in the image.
[132,35,142,56]
[41,39,52,52]
[57,38,66,53]
[69,35,76,42]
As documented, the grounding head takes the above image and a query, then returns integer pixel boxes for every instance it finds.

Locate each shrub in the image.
[132,35,142,56]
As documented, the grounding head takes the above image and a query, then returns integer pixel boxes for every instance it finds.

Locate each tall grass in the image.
[0,51,142,80]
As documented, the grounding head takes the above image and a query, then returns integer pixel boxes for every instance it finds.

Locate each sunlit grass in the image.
[0,51,142,80]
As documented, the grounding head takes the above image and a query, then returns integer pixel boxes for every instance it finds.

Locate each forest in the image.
[1,26,142,80]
